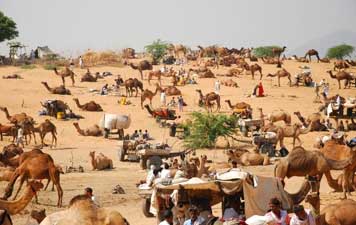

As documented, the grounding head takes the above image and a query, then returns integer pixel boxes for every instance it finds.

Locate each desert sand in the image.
[0,59,355,224]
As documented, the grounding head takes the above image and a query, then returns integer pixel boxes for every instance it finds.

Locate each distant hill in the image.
[289,30,356,58]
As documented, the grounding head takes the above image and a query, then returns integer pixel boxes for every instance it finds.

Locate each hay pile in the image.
[82,51,122,66]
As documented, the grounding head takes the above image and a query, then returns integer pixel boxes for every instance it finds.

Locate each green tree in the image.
[144,39,169,64]
[0,11,18,43]
[326,44,355,59]
[252,46,281,57]
[183,112,238,149]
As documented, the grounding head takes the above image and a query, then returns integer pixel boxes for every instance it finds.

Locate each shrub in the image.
[43,64,58,70]
[144,39,169,64]
[252,46,282,57]
[326,44,355,59]
[20,64,36,69]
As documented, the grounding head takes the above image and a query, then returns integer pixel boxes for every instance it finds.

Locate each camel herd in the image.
[0,43,355,225]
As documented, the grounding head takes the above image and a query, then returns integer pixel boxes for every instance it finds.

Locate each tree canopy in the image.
[252,46,281,57]
[144,39,169,64]
[183,112,238,149]
[0,11,18,43]
[326,44,355,59]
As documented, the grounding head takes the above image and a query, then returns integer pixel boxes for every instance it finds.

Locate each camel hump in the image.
[327,157,351,170]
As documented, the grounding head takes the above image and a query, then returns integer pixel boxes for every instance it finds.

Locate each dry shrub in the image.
[82,51,122,66]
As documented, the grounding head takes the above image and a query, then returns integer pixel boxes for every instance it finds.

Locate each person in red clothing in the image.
[258,82,264,97]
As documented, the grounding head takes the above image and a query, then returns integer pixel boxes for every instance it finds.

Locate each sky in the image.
[1,0,356,57]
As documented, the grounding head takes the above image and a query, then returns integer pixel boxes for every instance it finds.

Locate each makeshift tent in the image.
[35,46,56,58]
[153,169,292,218]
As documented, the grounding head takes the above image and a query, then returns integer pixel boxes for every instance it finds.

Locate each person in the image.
[214,80,220,94]
[143,130,150,140]
[79,56,84,68]
[84,187,99,206]
[322,83,329,97]
[138,129,144,142]
[178,96,184,112]
[168,97,176,107]
[290,205,315,225]
[131,130,138,140]
[30,49,35,61]
[161,91,166,106]
[159,210,174,225]
[183,206,205,225]
[119,95,127,105]
[16,124,24,148]
[69,58,75,70]
[101,84,108,95]
[258,82,264,97]
[231,160,238,169]
[160,163,171,179]
[223,197,241,221]
[264,197,290,225]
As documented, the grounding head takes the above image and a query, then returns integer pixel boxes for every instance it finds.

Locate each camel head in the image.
[224,99,231,103]
[28,180,44,192]
[293,111,301,116]
[89,151,95,158]
[144,104,150,110]
[41,81,48,85]
[195,89,202,93]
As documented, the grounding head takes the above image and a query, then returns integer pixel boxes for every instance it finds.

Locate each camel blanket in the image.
[243,176,292,217]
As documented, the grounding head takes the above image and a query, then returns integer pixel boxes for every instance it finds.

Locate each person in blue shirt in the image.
[183,206,205,225]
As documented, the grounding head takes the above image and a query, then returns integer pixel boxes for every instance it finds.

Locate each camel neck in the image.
[0,188,35,214]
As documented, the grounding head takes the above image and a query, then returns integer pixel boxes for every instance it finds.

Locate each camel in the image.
[293,55,309,63]
[320,142,356,199]
[327,70,354,89]
[242,63,263,80]
[319,199,356,225]
[0,123,15,141]
[147,70,162,85]
[167,44,187,59]
[0,180,43,215]
[129,60,153,80]
[220,79,238,88]
[98,114,131,139]
[226,150,269,166]
[2,144,23,159]
[346,59,356,66]
[319,58,330,63]
[2,74,22,79]
[305,49,320,62]
[266,68,292,87]
[53,67,75,86]
[0,107,34,124]
[263,123,309,148]
[195,89,221,112]
[80,69,100,82]
[0,167,14,182]
[41,82,71,95]
[225,100,251,117]
[258,108,291,125]
[305,192,320,225]
[124,78,143,97]
[89,151,113,170]
[274,146,351,186]
[227,68,243,76]
[39,194,129,225]
[32,119,57,148]
[272,46,286,59]
[3,152,63,207]
[294,111,327,131]
[73,98,103,111]
[122,47,135,59]
[144,105,177,120]
[140,85,160,109]
[156,83,181,96]
[73,122,103,136]
[334,60,349,71]
[261,57,280,64]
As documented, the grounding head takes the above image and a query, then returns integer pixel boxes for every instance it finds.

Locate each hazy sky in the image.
[1,0,356,56]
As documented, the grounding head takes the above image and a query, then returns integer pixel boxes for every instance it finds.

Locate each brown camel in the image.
[293,55,309,63]
[220,79,238,88]
[155,83,181,96]
[0,180,43,215]
[305,49,320,62]
[0,107,34,124]
[17,119,37,145]
[266,68,292,87]
[319,199,356,225]
[225,100,251,117]
[3,152,63,207]
[1,144,23,160]
[320,142,356,199]
[53,67,75,86]
[294,111,327,131]
[258,107,291,125]
[261,57,280,64]
[334,60,349,71]
[319,58,330,63]
[167,44,187,59]
[147,70,162,85]
[274,146,351,186]
[41,82,71,95]
[0,123,15,141]
[89,151,113,170]
[124,78,143,97]
[195,89,221,112]
[327,70,354,89]
[305,192,320,225]
[129,60,153,80]
[0,167,14,182]
[73,122,103,136]
[242,63,263,80]
[227,68,243,76]
[40,194,129,225]
[32,119,57,148]
[140,85,160,109]
[73,98,103,111]
[80,69,99,82]
[263,123,309,148]
[226,150,269,166]
[122,47,135,59]
[272,46,287,59]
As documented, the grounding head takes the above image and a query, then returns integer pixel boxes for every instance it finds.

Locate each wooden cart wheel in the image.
[142,197,154,217]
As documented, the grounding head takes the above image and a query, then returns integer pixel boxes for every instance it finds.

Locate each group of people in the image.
[165,96,185,112]
[130,129,150,141]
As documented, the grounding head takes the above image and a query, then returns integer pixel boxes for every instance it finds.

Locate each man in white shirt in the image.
[159,210,173,225]
[160,163,171,179]
[183,206,205,225]
[290,205,316,225]
[161,91,166,106]
[214,80,220,94]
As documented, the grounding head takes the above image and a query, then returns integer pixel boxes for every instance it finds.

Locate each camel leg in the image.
[44,179,51,191]
[135,87,138,97]
[13,176,26,200]
[259,70,263,80]
[52,131,57,148]
[71,75,75,86]
[49,166,63,207]
[338,80,341,89]
[278,77,281,87]
[61,77,65,86]
[140,70,143,80]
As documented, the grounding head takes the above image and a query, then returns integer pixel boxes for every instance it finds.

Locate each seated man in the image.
[290,205,315,225]
[223,197,241,221]
[183,206,205,225]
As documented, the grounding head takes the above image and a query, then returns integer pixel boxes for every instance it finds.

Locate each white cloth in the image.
[326,103,333,117]
[159,220,171,225]
[264,210,289,225]
[161,92,166,105]
[290,210,315,225]
[246,215,274,225]
[160,169,171,179]
[223,208,239,220]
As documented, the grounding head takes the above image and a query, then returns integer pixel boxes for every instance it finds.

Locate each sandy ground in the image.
[0,59,355,224]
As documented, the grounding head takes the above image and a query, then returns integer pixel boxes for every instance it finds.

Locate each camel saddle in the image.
[0,210,12,225]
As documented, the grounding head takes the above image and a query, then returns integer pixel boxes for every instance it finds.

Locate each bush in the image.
[252,46,282,57]
[326,44,355,59]
[144,39,169,64]
[183,112,238,149]
[43,64,58,70]
[20,64,36,69]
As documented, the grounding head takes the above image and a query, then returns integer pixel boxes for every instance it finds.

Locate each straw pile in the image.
[82,51,122,66]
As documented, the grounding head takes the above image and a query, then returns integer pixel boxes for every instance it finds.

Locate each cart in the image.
[238,118,263,137]
[252,132,278,157]
[138,188,154,217]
